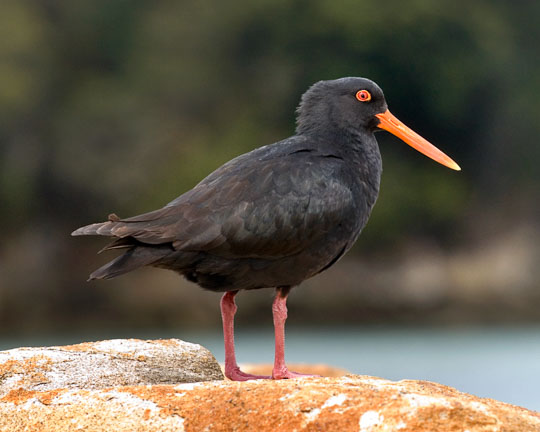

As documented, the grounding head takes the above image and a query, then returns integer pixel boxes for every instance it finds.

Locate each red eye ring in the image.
[355,90,371,102]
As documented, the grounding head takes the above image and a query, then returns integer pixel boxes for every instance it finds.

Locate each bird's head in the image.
[296,77,460,171]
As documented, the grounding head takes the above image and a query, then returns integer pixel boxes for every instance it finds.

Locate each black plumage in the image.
[73,77,459,380]
[74,78,385,290]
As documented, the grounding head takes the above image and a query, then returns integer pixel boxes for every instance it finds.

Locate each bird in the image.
[72,77,460,381]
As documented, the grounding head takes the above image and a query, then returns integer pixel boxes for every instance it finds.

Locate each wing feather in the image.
[75,141,356,261]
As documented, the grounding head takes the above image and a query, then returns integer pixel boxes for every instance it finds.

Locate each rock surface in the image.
[0,338,223,394]
[1,374,539,431]
[1,340,538,431]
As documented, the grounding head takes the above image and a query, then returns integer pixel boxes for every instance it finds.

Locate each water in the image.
[1,326,539,411]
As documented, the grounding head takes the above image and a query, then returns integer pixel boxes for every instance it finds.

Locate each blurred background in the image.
[1,0,539,409]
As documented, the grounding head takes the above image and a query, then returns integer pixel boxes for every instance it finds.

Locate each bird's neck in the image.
[300,125,383,204]
[302,124,381,166]
[340,129,382,200]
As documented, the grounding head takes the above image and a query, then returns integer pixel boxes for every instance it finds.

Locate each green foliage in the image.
[0,0,538,240]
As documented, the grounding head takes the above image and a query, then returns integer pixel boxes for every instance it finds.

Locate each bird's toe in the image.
[272,367,319,380]
[225,366,272,381]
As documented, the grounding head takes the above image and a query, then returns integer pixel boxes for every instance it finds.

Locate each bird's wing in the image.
[94,146,356,259]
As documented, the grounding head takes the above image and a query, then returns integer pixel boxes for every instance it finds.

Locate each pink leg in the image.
[220,291,270,381]
[272,287,317,379]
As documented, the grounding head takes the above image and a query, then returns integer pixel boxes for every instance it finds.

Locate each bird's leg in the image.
[272,287,316,379]
[220,290,270,381]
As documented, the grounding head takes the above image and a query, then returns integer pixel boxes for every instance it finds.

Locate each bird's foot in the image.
[225,366,271,381]
[272,367,319,380]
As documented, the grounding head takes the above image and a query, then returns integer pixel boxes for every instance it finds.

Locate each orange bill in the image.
[375,110,461,171]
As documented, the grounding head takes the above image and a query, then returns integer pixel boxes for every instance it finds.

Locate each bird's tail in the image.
[73,212,174,280]
[88,246,169,280]
[71,214,121,237]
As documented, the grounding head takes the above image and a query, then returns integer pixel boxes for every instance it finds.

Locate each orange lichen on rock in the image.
[1,340,539,432]
[0,354,53,395]
[154,339,186,348]
[0,355,52,377]
[1,388,38,405]
[61,342,97,352]
[1,387,66,406]
[1,376,540,431]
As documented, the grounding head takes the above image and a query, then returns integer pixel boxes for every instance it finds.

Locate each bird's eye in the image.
[355,90,371,102]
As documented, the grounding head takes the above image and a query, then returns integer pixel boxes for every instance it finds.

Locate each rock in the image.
[0,339,223,395]
[1,374,539,431]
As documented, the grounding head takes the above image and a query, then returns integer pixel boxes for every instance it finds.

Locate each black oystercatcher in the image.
[72,77,460,381]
